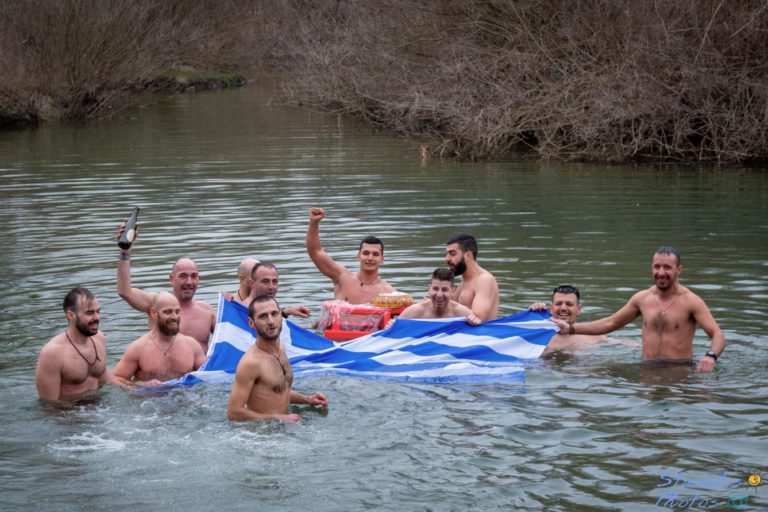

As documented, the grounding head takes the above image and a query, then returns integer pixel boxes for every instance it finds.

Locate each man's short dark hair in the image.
[250,262,278,280]
[431,268,455,285]
[63,287,95,313]
[655,246,681,265]
[447,234,478,258]
[248,294,280,318]
[552,285,580,303]
[358,236,384,254]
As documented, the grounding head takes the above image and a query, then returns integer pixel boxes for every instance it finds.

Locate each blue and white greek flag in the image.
[170,295,557,386]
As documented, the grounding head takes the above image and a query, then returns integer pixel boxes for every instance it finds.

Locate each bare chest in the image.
[338,278,394,304]
[137,350,196,380]
[61,351,105,385]
[453,284,475,309]
[179,308,211,346]
[247,361,293,412]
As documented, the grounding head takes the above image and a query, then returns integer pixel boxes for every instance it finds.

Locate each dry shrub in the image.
[2,0,765,164]
[276,0,768,164]
[0,0,263,123]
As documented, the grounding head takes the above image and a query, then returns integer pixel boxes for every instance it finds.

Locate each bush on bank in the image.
[2,0,766,164]
[0,0,259,125]
[276,0,768,164]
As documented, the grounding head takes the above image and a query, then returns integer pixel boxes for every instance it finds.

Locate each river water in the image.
[1,80,767,511]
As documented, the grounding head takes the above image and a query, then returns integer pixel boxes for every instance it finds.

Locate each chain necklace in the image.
[258,345,286,375]
[654,292,678,317]
[237,290,245,302]
[358,274,382,287]
[151,335,176,356]
[66,332,100,366]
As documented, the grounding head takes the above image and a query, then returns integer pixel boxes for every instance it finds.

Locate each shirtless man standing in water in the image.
[529,285,611,354]
[306,207,396,304]
[227,295,328,422]
[397,268,480,324]
[552,246,726,372]
[36,287,115,402]
[117,222,215,353]
[228,257,260,306]
[445,234,499,322]
[112,292,206,385]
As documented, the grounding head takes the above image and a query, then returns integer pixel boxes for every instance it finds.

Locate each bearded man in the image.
[36,287,115,402]
[227,295,327,422]
[112,292,206,385]
[445,234,499,321]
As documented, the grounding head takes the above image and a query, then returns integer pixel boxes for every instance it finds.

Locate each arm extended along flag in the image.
[169,294,557,386]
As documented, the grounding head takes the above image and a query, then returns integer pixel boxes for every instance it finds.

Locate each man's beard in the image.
[75,317,99,336]
[452,259,467,276]
[256,321,282,341]
[158,318,180,336]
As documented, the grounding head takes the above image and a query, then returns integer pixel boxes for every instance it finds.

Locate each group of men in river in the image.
[36,207,726,422]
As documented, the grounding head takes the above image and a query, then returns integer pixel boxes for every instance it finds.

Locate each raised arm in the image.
[306,207,346,282]
[116,227,154,312]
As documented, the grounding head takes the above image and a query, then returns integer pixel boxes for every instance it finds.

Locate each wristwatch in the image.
[705,350,718,361]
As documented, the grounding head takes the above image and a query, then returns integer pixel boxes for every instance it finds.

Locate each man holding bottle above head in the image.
[550,246,726,372]
[445,234,499,322]
[116,220,216,354]
[306,207,397,304]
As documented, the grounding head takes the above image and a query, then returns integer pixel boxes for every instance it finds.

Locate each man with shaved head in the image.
[117,222,216,353]
[112,292,206,385]
[229,257,260,305]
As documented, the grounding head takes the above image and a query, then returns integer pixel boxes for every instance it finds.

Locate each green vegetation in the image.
[2,0,767,164]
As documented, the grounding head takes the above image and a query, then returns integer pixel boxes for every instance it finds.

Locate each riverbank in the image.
[0,0,260,126]
[275,0,768,165]
[2,0,767,164]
